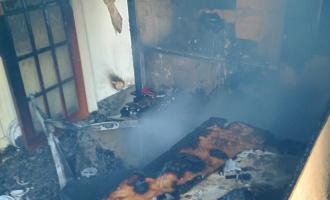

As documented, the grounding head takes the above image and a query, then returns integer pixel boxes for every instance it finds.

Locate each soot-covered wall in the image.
[135,0,286,93]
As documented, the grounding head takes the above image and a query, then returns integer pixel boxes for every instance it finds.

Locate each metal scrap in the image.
[30,96,73,189]
[224,159,241,174]
[81,167,98,178]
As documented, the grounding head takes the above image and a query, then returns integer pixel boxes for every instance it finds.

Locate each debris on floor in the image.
[0,128,127,200]
[181,150,298,200]
[0,88,135,200]
[120,86,176,118]
[74,130,126,177]
[80,167,98,178]
[104,118,301,200]
[0,146,60,200]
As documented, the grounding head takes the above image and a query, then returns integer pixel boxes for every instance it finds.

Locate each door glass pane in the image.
[39,51,58,88]
[47,87,64,118]
[19,57,41,96]
[26,0,42,6]
[7,14,32,56]
[29,10,49,49]
[56,45,73,80]
[28,96,46,134]
[63,80,78,115]
[47,5,66,43]
[3,0,22,11]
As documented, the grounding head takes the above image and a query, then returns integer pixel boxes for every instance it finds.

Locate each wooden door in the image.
[0,0,88,148]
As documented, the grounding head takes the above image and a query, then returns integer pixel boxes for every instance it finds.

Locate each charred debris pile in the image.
[0,86,177,200]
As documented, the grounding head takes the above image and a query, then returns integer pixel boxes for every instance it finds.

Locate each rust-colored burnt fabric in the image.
[107,122,266,200]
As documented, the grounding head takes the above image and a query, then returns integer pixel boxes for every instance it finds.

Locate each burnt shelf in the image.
[144,45,272,70]
[144,45,226,63]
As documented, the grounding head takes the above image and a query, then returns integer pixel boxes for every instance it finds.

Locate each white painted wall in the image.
[0,57,18,150]
[71,0,135,111]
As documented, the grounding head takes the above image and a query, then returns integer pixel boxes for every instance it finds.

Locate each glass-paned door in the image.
[0,0,84,140]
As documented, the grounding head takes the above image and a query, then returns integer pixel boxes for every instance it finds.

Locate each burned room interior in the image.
[0,0,330,199]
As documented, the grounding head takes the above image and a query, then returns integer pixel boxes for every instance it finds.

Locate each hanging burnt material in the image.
[104,0,123,33]
[106,118,269,200]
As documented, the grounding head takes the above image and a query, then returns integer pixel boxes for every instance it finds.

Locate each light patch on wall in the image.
[236,0,285,61]
[135,0,173,46]
[0,119,8,150]
[210,0,285,62]
[0,57,18,150]
[0,3,4,16]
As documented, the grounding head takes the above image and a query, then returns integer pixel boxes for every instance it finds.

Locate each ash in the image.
[0,145,60,200]
[0,129,125,200]
[0,88,134,200]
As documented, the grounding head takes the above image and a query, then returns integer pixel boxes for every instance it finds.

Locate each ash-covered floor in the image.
[0,145,59,200]
[0,88,134,200]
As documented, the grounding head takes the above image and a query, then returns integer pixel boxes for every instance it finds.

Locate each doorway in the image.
[0,0,88,148]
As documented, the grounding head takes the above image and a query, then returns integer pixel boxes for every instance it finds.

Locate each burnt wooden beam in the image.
[127,0,143,98]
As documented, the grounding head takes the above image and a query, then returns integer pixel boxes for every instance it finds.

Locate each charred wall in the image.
[134,0,286,93]
[144,52,227,94]
[135,0,173,46]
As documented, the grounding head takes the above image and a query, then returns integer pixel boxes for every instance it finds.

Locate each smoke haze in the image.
[125,56,330,167]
